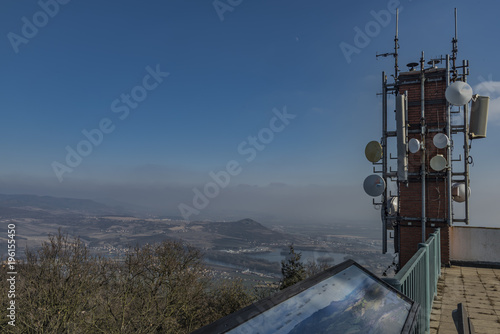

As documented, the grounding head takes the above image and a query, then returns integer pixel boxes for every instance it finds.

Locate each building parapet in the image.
[450,226,500,266]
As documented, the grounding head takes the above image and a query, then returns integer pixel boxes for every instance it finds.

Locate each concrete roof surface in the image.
[430,266,500,334]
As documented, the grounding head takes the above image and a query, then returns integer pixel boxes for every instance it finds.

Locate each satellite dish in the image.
[452,183,471,203]
[430,155,447,171]
[408,138,421,154]
[433,133,450,149]
[365,141,383,163]
[445,81,473,106]
[363,174,386,197]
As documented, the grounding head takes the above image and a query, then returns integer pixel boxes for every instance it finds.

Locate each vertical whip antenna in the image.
[394,8,399,79]
[376,8,400,81]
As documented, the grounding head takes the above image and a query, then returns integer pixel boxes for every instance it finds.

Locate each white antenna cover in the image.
[388,196,398,216]
[433,133,450,149]
[452,183,471,202]
[408,138,421,154]
[363,174,386,197]
[445,81,473,106]
[430,155,447,171]
[470,95,489,139]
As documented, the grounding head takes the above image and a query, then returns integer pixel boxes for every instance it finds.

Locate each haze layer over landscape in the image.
[0,0,499,227]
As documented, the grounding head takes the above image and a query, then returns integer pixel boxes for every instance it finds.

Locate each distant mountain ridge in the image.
[0,194,298,251]
[0,194,125,216]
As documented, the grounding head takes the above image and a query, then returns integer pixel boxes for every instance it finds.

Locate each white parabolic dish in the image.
[430,155,447,171]
[445,81,473,106]
[452,183,471,203]
[363,174,386,197]
[433,133,449,149]
[408,138,421,154]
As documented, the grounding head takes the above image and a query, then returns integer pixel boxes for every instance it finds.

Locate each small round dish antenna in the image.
[433,133,450,149]
[406,62,419,71]
[363,174,386,197]
[430,155,447,171]
[452,183,471,203]
[365,141,383,163]
[445,81,473,106]
[408,138,421,154]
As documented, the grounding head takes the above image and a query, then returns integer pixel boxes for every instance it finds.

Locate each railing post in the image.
[419,242,430,333]
[429,231,437,296]
[436,228,441,277]
[383,277,402,292]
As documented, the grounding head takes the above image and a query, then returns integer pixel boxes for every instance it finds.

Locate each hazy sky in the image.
[1,0,499,226]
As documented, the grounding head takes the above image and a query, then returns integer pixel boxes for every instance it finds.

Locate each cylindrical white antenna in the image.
[396,8,399,38]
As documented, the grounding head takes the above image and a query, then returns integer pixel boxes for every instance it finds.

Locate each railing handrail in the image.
[394,247,426,282]
[385,228,441,334]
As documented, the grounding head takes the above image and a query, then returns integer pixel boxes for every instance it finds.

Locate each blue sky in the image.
[0,0,499,226]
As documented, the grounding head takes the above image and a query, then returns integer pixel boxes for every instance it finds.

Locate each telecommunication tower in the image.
[363,9,490,268]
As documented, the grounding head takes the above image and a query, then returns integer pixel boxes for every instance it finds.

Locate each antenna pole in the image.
[463,60,470,225]
[382,71,388,254]
[376,7,400,80]
[420,51,427,243]
[451,8,458,81]
[394,8,399,79]
[446,55,452,226]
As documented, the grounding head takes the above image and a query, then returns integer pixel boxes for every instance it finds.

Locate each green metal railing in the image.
[385,229,441,334]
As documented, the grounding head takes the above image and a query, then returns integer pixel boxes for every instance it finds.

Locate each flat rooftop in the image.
[430,266,500,334]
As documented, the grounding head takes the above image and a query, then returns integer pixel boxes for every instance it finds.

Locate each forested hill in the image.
[195,218,287,244]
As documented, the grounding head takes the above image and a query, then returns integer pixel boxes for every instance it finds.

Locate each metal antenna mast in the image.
[376,8,400,80]
[451,8,458,81]
[394,8,399,79]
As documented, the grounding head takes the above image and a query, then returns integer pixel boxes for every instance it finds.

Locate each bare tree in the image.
[0,230,252,333]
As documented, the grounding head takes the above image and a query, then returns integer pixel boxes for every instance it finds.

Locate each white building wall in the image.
[450,226,500,263]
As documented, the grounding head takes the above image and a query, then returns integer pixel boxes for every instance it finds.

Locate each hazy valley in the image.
[0,194,394,284]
